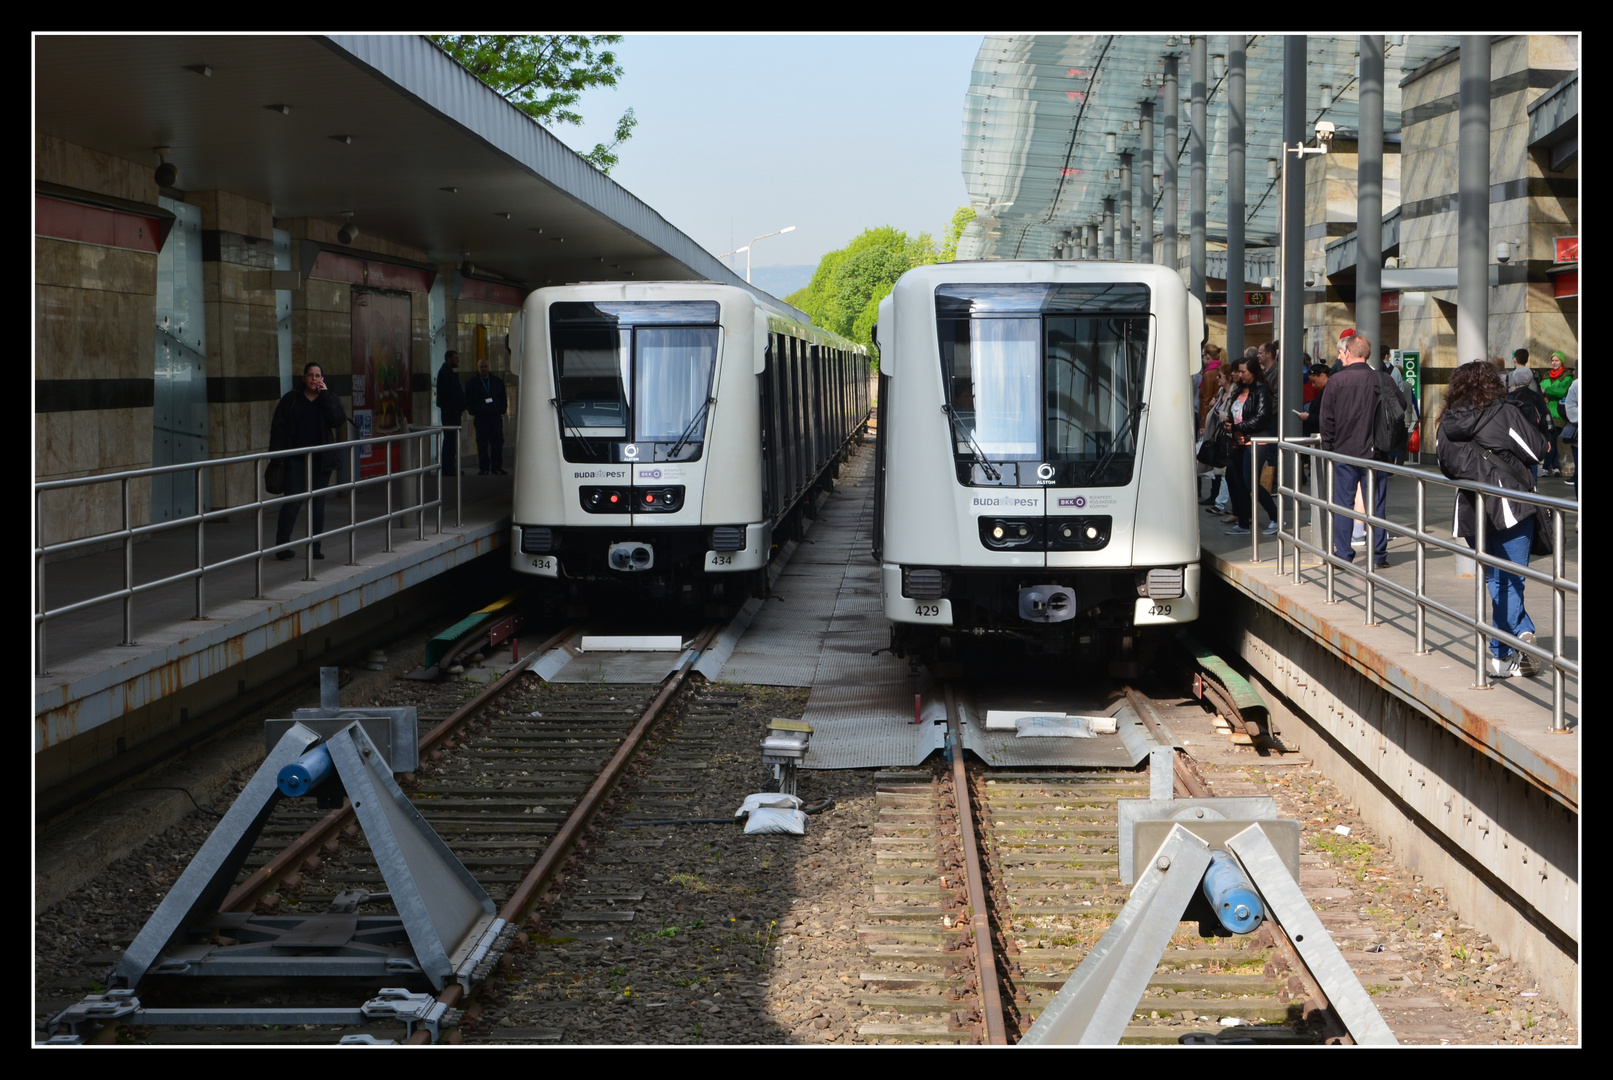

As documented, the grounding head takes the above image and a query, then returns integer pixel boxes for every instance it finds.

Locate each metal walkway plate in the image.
[957,697,1152,768]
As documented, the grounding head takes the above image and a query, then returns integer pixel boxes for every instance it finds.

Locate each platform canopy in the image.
[34,34,766,298]
[959,34,1462,261]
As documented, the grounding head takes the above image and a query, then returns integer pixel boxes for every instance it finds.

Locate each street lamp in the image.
[740,225,796,284]
[1277,135,1332,443]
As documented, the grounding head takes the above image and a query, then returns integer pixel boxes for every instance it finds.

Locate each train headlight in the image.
[993,526,1004,539]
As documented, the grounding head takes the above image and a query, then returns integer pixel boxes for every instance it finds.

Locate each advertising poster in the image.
[350,289,413,478]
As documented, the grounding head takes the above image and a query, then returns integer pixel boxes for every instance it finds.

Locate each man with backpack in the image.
[1318,332,1406,568]
[1505,367,1554,480]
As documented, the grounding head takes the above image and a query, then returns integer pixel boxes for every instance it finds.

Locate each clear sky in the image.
[548,34,984,286]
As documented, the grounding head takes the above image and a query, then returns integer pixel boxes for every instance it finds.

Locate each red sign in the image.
[1382,292,1400,314]
[1244,308,1273,325]
[1552,270,1577,299]
[1554,236,1578,264]
[460,278,526,307]
[35,195,165,253]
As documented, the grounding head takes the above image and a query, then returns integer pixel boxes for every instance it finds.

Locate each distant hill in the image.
[749,264,816,301]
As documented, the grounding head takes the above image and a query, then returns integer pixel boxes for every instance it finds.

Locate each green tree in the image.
[941,206,976,262]
[430,34,636,173]
[788,212,977,354]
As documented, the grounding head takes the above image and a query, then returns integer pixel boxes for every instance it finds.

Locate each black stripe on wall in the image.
[36,379,155,412]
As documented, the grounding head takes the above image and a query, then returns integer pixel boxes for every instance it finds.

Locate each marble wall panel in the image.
[1528,34,1579,70]
[36,286,156,381]
[35,238,159,296]
[213,300,278,379]
[35,134,157,204]
[301,280,351,315]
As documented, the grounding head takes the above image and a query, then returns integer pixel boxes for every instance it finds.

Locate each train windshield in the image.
[550,302,721,460]
[936,283,1150,487]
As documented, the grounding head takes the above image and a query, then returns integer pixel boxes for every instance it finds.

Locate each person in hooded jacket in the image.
[1538,351,1573,475]
[1222,357,1278,535]
[1435,360,1552,678]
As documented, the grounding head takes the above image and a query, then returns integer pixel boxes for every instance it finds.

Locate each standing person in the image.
[1512,347,1531,383]
[1561,377,1579,487]
[1198,343,1224,434]
[1200,362,1235,508]
[1538,351,1573,475]
[1296,363,1330,488]
[1329,328,1356,375]
[1318,332,1405,568]
[1505,368,1553,480]
[435,349,465,474]
[270,362,347,561]
[1222,358,1279,536]
[1257,339,1278,383]
[466,357,508,475]
[1434,360,1551,678]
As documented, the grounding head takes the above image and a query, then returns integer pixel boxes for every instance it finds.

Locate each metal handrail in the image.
[1239,435,1578,732]
[34,426,464,676]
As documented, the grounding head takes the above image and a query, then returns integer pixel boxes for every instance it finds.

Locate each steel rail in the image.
[406,622,723,1044]
[219,621,578,914]
[945,684,1008,1045]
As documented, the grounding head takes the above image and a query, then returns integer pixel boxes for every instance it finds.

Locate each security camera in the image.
[154,161,179,188]
[1495,241,1512,264]
[337,222,360,245]
[1315,120,1335,147]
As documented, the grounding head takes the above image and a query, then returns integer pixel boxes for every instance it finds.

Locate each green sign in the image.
[1394,349,1421,420]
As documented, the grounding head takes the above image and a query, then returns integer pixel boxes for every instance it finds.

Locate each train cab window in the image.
[551,300,721,462]
[937,283,1150,488]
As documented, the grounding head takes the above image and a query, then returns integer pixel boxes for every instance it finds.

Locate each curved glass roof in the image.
[959,34,1462,262]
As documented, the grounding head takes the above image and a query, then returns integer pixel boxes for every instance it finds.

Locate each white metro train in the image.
[508,282,869,611]
[873,261,1204,670]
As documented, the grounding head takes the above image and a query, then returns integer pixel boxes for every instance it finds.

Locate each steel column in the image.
[1227,36,1247,362]
[1103,198,1115,260]
[1457,36,1492,364]
[1163,55,1180,273]
[1280,35,1308,437]
[1190,36,1208,302]
[1139,101,1155,263]
[1119,152,1133,261]
[1357,35,1385,355]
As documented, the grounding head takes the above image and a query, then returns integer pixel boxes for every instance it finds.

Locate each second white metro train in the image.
[508,282,869,611]
[874,261,1204,669]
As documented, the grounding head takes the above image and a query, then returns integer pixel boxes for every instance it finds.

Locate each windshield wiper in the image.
[942,403,1001,481]
[1086,400,1147,483]
[551,397,598,458]
[669,397,716,460]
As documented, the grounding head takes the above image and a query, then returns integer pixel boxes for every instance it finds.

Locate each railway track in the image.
[45,619,720,1044]
[852,685,1329,1045]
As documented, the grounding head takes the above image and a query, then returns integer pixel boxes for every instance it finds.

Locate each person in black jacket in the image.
[465,357,509,475]
[270,362,347,560]
[1222,357,1279,535]
[435,349,465,474]
[1319,333,1405,567]
[1436,360,1552,678]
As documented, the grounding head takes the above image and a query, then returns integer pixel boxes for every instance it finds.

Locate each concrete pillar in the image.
[1163,56,1180,274]
[1119,152,1134,262]
[1103,198,1116,260]
[1226,36,1247,363]
[1139,102,1155,264]
[1190,36,1208,303]
[1457,36,1491,365]
[1357,35,1385,361]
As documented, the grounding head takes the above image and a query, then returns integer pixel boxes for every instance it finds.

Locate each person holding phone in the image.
[270,362,347,560]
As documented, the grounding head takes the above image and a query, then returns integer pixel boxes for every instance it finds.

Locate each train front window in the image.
[635,328,718,443]
[550,301,721,461]
[937,283,1151,487]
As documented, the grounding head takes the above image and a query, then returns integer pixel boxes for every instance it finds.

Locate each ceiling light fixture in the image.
[330,134,352,145]
[265,104,290,115]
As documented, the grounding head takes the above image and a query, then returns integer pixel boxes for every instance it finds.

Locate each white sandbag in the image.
[1014,714,1116,738]
[734,792,803,818]
[743,807,807,835]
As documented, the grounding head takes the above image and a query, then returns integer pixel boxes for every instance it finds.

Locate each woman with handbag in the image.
[1222,358,1278,536]
[269,362,347,561]
[1198,364,1235,508]
[1434,361,1552,678]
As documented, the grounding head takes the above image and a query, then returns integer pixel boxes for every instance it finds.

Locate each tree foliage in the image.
[787,208,977,355]
[430,34,636,173]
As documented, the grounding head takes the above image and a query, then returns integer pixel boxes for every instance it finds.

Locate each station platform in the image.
[34,462,517,791]
[1197,465,1579,813]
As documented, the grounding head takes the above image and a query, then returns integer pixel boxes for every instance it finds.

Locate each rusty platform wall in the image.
[1197,568,1578,1022]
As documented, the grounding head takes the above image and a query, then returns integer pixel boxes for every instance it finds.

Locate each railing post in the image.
[1473,494,1489,689]
[1324,457,1336,603]
[255,453,267,598]
[1414,476,1427,653]
[416,430,426,542]
[35,486,46,676]
[304,449,315,577]
[436,430,443,536]
[1364,467,1377,625]
[384,437,394,553]
[194,465,206,618]
[1248,439,1258,563]
[456,426,463,528]
[347,443,358,567]
[1552,511,1566,731]
[122,476,136,645]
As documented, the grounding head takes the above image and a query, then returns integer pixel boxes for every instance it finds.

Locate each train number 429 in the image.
[913,604,943,618]
[1147,603,1172,616]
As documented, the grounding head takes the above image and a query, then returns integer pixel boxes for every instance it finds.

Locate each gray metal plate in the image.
[959,699,1153,768]
[545,646,692,684]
